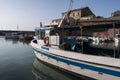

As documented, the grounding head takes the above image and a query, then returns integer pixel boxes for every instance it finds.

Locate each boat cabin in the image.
[34,26,120,58]
[34,27,60,48]
[34,26,89,53]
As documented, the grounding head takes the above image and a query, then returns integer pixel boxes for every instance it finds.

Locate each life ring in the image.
[44,36,49,46]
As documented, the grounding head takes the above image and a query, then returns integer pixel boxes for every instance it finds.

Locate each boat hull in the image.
[31,40,120,80]
[32,58,93,80]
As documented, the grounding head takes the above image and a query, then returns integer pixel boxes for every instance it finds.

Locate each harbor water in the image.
[0,36,87,80]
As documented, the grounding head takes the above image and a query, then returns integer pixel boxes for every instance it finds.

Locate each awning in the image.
[35,27,53,31]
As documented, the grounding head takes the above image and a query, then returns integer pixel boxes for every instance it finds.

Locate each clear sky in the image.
[0,0,120,31]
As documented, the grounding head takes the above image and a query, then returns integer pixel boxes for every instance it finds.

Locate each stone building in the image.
[48,6,96,27]
[111,10,120,17]
[62,6,96,20]
[50,18,61,27]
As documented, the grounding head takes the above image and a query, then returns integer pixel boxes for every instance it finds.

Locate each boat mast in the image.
[58,0,73,27]
[58,0,73,44]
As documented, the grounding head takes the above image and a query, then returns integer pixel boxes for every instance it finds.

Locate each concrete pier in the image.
[0,30,35,40]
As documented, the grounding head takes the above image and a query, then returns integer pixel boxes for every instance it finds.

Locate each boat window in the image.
[36,30,45,40]
[117,34,120,38]
[50,30,59,36]
[35,31,39,36]
[118,35,120,38]
[50,30,55,35]
[40,31,45,39]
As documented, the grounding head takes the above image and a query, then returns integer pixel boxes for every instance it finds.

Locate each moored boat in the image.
[31,0,120,80]
[31,27,120,80]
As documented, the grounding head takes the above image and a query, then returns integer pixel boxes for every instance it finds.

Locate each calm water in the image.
[0,36,35,80]
[0,36,88,80]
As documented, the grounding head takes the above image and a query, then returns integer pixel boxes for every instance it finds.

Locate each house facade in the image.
[48,6,96,27]
[62,6,96,20]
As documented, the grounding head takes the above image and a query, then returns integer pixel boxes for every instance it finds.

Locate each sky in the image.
[0,0,120,31]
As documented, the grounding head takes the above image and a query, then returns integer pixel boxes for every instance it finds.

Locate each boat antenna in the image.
[68,0,73,13]
[17,24,19,31]
[40,22,42,27]
[58,0,73,27]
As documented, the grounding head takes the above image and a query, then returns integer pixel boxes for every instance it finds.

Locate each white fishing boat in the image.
[31,27,120,80]
[31,0,120,80]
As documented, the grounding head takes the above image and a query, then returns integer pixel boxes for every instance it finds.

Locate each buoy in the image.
[44,36,49,46]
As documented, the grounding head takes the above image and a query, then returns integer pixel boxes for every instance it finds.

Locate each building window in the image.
[78,12,79,16]
[55,20,57,23]
[73,13,75,17]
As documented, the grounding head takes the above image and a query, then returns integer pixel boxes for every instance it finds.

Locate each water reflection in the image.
[5,38,19,44]
[32,58,87,80]
[4,37,31,45]
[19,39,31,45]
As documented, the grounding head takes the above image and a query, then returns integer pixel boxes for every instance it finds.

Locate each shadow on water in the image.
[32,58,92,80]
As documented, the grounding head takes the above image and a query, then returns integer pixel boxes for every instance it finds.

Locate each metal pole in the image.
[119,29,120,58]
[81,26,83,53]
[113,23,116,58]
[68,0,73,12]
